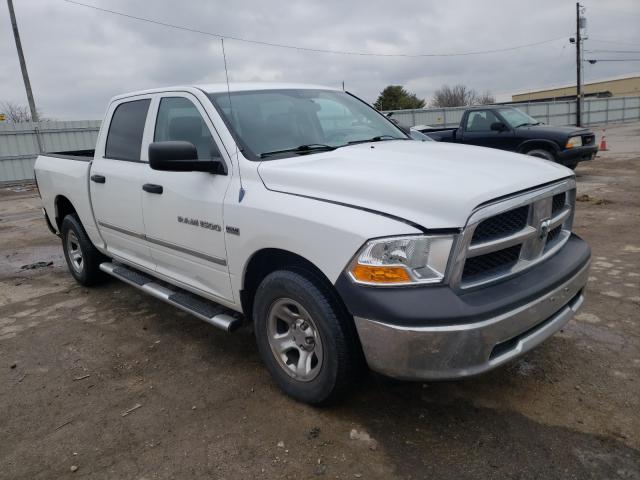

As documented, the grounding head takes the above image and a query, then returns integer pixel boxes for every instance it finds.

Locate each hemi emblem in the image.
[226,226,240,236]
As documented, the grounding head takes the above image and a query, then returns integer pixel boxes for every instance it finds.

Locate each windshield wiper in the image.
[347,135,408,145]
[259,144,337,158]
[514,122,536,128]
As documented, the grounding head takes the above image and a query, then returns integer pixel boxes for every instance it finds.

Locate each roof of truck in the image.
[112,83,339,101]
[199,83,339,94]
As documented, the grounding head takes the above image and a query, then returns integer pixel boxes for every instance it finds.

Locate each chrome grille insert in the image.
[448,179,576,290]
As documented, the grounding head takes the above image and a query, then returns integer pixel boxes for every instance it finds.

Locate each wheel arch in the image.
[518,139,561,156]
[54,195,78,231]
[240,248,347,322]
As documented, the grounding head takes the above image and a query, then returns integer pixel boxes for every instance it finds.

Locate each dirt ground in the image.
[1,123,639,479]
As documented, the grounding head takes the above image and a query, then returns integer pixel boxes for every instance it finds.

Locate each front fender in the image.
[224,178,421,298]
[517,139,562,155]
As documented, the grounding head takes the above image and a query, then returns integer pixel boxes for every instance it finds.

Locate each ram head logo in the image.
[538,218,552,241]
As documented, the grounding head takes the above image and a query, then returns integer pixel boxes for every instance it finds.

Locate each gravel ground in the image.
[1,122,639,479]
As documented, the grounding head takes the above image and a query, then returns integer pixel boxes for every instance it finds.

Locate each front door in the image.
[90,97,155,270]
[463,109,514,150]
[141,94,233,302]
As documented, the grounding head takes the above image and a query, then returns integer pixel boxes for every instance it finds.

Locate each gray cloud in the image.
[1,0,639,119]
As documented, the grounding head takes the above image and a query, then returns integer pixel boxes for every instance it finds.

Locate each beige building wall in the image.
[512,76,640,102]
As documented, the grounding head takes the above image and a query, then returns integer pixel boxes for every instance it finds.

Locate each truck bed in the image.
[419,128,457,142]
[44,149,95,161]
[34,152,101,246]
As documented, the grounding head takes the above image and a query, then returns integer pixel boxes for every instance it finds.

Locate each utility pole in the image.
[575,2,582,127]
[7,0,39,122]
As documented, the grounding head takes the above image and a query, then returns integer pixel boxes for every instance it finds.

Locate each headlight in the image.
[348,235,455,286]
[566,136,583,149]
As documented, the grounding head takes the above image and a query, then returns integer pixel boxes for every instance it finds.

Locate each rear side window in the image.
[105,99,151,161]
[154,97,221,159]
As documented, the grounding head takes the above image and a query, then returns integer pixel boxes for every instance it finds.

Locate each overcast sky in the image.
[1,0,639,120]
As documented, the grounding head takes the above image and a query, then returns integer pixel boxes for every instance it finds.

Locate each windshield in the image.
[208,89,407,159]
[498,108,540,128]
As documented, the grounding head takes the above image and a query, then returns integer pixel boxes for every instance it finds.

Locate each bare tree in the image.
[430,85,495,107]
[476,90,496,105]
[0,100,46,122]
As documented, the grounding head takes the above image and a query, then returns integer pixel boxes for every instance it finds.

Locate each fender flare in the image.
[517,139,561,155]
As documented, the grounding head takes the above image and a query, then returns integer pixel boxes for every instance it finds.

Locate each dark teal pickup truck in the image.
[420,106,598,170]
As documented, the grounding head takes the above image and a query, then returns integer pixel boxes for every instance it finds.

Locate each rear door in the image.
[90,96,155,270]
[141,93,233,302]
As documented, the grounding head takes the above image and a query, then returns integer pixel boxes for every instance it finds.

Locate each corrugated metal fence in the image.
[383,96,640,128]
[0,120,100,183]
[1,95,639,182]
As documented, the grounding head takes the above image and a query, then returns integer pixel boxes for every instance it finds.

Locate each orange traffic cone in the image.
[599,130,608,151]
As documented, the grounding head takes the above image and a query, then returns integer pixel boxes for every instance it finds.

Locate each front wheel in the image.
[253,269,361,405]
[61,214,107,286]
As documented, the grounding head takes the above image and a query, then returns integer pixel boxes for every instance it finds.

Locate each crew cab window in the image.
[154,97,221,159]
[466,110,500,132]
[105,99,151,161]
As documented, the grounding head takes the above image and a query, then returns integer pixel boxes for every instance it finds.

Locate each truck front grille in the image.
[471,206,529,243]
[452,180,576,289]
[551,192,566,214]
[462,244,522,281]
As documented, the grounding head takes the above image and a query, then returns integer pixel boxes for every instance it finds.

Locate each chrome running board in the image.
[99,262,242,332]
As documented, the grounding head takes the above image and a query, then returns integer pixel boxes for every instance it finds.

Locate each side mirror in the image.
[490,122,508,132]
[148,141,226,174]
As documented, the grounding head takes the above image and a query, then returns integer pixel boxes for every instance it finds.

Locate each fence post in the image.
[33,122,43,154]
[546,102,550,124]
[411,109,416,127]
[605,98,609,124]
[442,109,447,127]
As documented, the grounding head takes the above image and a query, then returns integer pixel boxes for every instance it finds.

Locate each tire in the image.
[61,214,107,286]
[253,269,360,405]
[525,148,556,162]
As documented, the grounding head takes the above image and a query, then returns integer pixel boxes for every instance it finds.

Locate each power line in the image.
[587,59,640,63]
[584,49,640,54]
[62,0,566,58]
[589,38,640,46]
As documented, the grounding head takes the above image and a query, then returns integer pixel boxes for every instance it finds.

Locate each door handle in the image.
[142,183,163,194]
[91,174,106,184]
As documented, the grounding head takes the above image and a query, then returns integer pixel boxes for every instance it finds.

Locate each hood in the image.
[517,124,591,137]
[257,141,572,229]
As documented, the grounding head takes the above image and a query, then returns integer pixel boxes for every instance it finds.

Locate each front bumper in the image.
[337,235,590,380]
[557,144,598,165]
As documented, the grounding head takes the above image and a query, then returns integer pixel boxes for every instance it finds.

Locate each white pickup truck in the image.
[34,84,591,404]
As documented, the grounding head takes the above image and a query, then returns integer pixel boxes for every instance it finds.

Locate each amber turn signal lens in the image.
[352,265,411,283]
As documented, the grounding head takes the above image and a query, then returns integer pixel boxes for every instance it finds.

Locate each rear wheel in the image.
[253,269,360,405]
[526,148,556,162]
[61,214,107,286]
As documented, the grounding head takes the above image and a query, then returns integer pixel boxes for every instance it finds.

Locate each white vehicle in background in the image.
[34,84,590,404]
[408,127,434,141]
